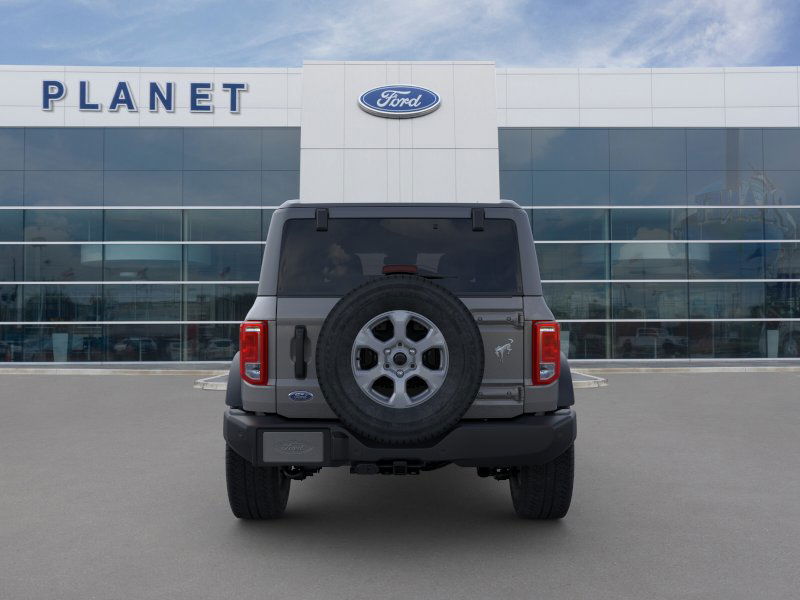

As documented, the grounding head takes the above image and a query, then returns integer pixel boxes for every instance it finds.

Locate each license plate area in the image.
[261,431,326,464]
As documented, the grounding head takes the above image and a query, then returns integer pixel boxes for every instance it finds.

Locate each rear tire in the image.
[226,445,290,519]
[509,445,574,519]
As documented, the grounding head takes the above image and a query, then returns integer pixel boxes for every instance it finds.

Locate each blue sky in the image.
[1,0,799,68]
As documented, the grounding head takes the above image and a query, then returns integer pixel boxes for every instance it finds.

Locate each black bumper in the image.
[224,409,576,468]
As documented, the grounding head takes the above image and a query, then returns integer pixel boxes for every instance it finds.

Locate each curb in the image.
[578,366,800,374]
[194,372,610,392]
[0,368,226,376]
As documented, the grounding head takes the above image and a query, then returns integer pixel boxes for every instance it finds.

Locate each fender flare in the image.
[225,352,243,409]
[557,352,574,408]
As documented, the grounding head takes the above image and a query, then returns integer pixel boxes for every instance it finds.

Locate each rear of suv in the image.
[224,200,576,519]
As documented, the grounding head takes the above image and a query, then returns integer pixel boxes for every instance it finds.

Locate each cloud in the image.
[558,0,786,67]
[0,0,794,67]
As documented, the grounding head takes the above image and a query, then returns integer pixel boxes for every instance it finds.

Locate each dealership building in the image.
[0,61,798,363]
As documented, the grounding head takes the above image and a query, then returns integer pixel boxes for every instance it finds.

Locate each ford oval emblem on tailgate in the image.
[288,390,314,401]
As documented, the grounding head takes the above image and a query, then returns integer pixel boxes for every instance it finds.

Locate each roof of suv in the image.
[277,199,522,209]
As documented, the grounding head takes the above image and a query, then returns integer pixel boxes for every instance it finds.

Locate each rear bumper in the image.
[224,409,576,468]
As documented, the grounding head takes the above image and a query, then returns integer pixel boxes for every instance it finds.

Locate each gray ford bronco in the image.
[224,200,576,519]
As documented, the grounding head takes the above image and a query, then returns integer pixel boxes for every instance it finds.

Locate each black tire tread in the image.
[226,445,290,519]
[510,445,574,519]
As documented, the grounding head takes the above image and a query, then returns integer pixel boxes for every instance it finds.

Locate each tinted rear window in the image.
[277,218,521,296]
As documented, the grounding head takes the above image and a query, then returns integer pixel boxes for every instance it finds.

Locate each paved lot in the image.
[2,372,799,600]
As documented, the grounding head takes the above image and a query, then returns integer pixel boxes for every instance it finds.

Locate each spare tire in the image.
[316,275,484,445]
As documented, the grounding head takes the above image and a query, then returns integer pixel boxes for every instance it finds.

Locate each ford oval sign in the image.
[358,85,440,118]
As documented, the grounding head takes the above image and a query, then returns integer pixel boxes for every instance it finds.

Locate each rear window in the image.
[277,217,522,296]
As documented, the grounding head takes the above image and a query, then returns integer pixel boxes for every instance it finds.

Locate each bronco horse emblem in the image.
[494,338,514,362]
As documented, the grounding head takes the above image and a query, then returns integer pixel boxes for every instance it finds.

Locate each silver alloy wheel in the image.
[351,310,449,409]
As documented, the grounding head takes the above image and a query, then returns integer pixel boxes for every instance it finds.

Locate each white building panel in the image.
[506,108,579,127]
[299,61,499,204]
[506,71,580,109]
[724,69,799,107]
[579,71,652,108]
[652,72,725,107]
[652,107,726,127]
[453,63,498,148]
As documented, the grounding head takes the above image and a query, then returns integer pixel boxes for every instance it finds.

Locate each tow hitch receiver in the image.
[351,461,421,475]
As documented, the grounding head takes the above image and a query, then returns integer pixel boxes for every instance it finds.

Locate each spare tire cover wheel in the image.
[315,275,484,445]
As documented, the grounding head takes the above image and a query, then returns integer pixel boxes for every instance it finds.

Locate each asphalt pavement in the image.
[1,372,799,600]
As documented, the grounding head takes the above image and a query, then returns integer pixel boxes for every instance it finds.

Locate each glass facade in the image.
[502,127,800,359]
[1,125,798,361]
[0,127,299,362]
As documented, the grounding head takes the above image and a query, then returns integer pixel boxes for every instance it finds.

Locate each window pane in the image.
[775,323,800,357]
[611,171,687,205]
[765,170,800,204]
[0,285,20,321]
[612,282,688,319]
[500,171,532,204]
[687,207,764,240]
[686,129,763,171]
[613,321,688,359]
[262,128,300,170]
[766,282,800,317]
[541,283,608,319]
[537,244,607,280]
[104,209,181,241]
[765,242,800,278]
[687,170,775,205]
[764,129,800,170]
[183,171,260,206]
[22,324,104,362]
[531,209,607,241]
[104,128,182,170]
[184,209,262,241]
[498,129,532,170]
[186,244,262,281]
[689,282,765,318]
[611,208,687,240]
[689,243,765,279]
[104,171,182,206]
[185,324,239,361]
[183,128,261,170]
[611,243,687,279]
[22,285,101,321]
[0,210,23,241]
[25,128,103,170]
[533,128,609,170]
[689,321,765,358]
[561,322,608,359]
[0,171,23,205]
[0,129,24,170]
[103,245,181,281]
[25,171,103,206]
[24,210,102,241]
[610,129,685,170]
[185,284,256,321]
[25,244,102,281]
[533,171,610,205]
[262,209,274,239]
[106,324,181,361]
[262,170,299,206]
[103,285,181,320]
[277,219,522,296]
[0,246,23,280]
[0,325,23,361]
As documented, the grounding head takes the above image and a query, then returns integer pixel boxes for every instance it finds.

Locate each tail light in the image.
[240,321,268,385]
[533,321,560,385]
